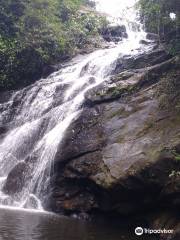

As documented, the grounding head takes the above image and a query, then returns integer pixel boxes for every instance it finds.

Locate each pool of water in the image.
[0,208,157,240]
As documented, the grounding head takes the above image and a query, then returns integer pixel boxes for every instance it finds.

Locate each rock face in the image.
[47,47,180,237]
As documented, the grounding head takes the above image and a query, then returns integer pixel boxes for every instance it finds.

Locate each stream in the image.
[0,207,157,240]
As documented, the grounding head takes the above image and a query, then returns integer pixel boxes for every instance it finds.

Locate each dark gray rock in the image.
[3,162,31,195]
[113,47,171,74]
[54,106,105,164]
[146,33,159,41]
[101,25,128,42]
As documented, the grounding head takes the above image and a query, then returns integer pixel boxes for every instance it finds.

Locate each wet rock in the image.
[47,178,99,214]
[42,65,59,78]
[0,125,8,136]
[23,195,41,209]
[85,57,176,106]
[113,47,171,74]
[139,39,151,45]
[54,106,105,163]
[84,81,135,105]
[101,25,128,42]
[3,162,31,195]
[147,210,180,240]
[42,63,64,78]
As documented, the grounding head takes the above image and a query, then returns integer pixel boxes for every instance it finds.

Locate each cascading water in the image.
[0,0,152,211]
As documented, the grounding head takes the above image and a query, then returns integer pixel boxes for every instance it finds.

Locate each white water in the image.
[96,0,147,50]
[0,0,151,210]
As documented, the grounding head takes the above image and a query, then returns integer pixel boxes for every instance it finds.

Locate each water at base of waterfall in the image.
[0,0,153,211]
[0,208,157,240]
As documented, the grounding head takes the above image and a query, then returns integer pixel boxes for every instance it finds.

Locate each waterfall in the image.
[0,0,151,211]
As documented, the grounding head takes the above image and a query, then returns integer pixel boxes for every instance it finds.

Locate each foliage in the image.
[138,1,180,112]
[156,58,180,112]
[172,149,180,161]
[137,0,180,54]
[0,0,105,90]
[138,0,180,34]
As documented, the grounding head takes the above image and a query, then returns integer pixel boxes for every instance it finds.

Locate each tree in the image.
[138,0,179,35]
[0,0,105,90]
[0,0,25,37]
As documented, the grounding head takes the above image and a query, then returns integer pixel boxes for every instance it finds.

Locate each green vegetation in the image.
[172,149,180,161]
[0,0,106,90]
[156,57,180,112]
[138,1,180,112]
[138,0,180,54]
[175,155,180,161]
